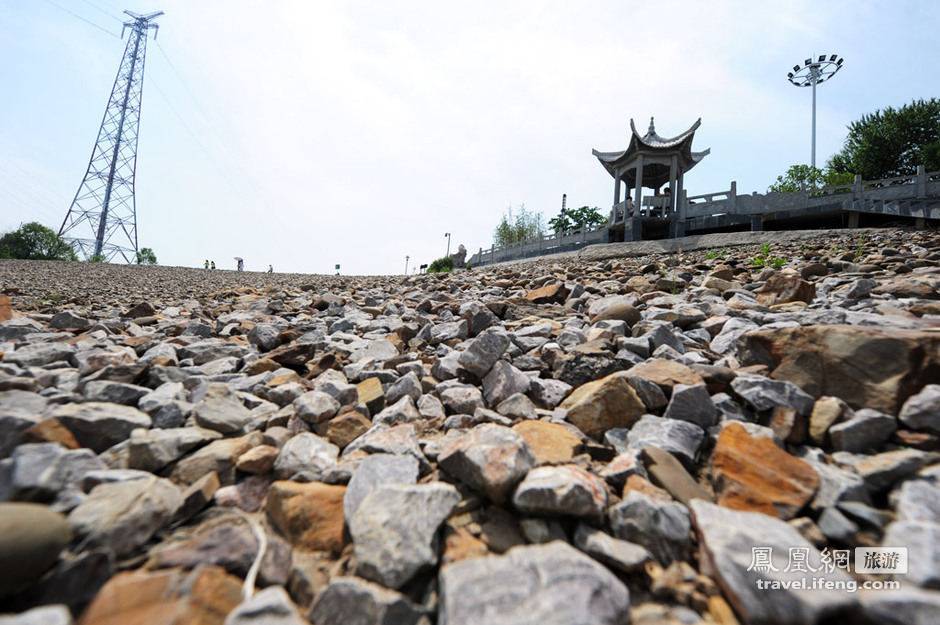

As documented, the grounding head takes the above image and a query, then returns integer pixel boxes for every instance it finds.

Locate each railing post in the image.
[918,164,927,198]
[854,174,863,199]
[730,181,737,214]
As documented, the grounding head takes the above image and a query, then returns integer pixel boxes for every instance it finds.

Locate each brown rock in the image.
[559,371,646,441]
[21,418,81,449]
[323,410,372,449]
[76,565,242,625]
[764,406,807,444]
[808,396,850,445]
[800,263,828,280]
[265,480,347,555]
[754,274,816,306]
[214,475,272,513]
[177,472,220,523]
[628,359,705,395]
[0,295,11,322]
[739,325,940,414]
[511,420,583,465]
[525,283,570,305]
[356,377,385,415]
[124,301,156,319]
[710,423,818,520]
[265,371,304,388]
[441,525,490,565]
[235,445,279,474]
[641,447,714,506]
[266,342,318,369]
[590,303,641,327]
[871,276,940,300]
[243,358,281,375]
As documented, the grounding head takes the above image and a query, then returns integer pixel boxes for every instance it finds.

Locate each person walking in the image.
[210,261,216,270]
[204,259,209,269]
[267,264,273,273]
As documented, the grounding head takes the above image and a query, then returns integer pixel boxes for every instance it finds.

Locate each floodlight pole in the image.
[787,54,843,169]
[445,232,451,257]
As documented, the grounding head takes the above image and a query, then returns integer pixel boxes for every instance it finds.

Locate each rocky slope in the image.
[1,227,940,625]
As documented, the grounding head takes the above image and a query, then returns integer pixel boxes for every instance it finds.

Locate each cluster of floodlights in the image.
[787,54,844,168]
[787,54,844,87]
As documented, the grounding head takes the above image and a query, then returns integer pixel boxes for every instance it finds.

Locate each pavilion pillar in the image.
[634,154,645,212]
[613,172,622,208]
[669,155,678,215]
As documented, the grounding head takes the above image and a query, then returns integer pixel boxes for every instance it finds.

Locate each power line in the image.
[76,0,123,24]
[42,0,119,38]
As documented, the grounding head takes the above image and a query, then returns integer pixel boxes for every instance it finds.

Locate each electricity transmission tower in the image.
[58,10,163,262]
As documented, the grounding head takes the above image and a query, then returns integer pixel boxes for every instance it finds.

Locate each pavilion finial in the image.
[648,117,656,135]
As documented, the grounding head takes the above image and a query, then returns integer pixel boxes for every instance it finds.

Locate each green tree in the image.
[493,204,544,247]
[0,222,78,261]
[548,205,606,233]
[767,165,854,194]
[827,98,940,180]
[135,247,158,265]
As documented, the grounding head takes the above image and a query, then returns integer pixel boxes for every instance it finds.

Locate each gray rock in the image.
[625,374,668,411]
[882,521,940,589]
[350,482,460,589]
[137,381,186,414]
[573,522,651,573]
[834,449,933,493]
[127,427,221,473]
[891,478,940,523]
[81,380,150,406]
[482,360,531,408]
[817,506,858,542]
[512,464,607,519]
[67,474,182,556]
[609,490,691,565]
[273,432,339,480]
[416,394,446,419]
[618,414,704,466]
[344,453,419,524]
[50,311,89,330]
[247,323,282,352]
[193,382,253,434]
[809,461,872,512]
[644,324,686,354]
[10,444,104,502]
[690,499,855,625]
[384,372,423,406]
[457,331,511,379]
[138,342,179,367]
[709,317,759,356]
[829,409,897,453]
[856,587,940,625]
[731,374,816,415]
[439,385,484,416]
[350,339,401,362]
[899,384,940,434]
[373,396,421,426]
[431,350,461,381]
[49,402,151,453]
[293,391,341,425]
[5,343,76,368]
[712,392,751,423]
[495,392,537,420]
[343,424,430,474]
[313,371,359,406]
[0,318,42,342]
[438,541,630,625]
[0,503,72,601]
[177,340,249,365]
[0,605,73,625]
[224,585,306,625]
[527,378,572,409]
[310,577,425,625]
[0,390,49,458]
[663,383,717,428]
[438,423,536,504]
[429,320,468,346]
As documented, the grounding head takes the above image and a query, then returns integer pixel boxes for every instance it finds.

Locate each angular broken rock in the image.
[511,464,607,519]
[609,490,691,565]
[310,577,425,625]
[691,499,855,625]
[559,371,645,441]
[350,482,460,590]
[438,423,536,504]
[438,541,630,625]
[193,383,253,434]
[265,480,347,555]
[343,453,419,525]
[710,423,818,520]
[67,475,182,556]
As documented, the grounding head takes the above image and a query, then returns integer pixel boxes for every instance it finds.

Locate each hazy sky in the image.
[2,1,938,275]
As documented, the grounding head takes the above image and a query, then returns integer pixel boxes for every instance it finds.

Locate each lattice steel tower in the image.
[58,10,163,262]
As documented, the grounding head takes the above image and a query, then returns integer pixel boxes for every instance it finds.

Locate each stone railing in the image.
[468,227,607,267]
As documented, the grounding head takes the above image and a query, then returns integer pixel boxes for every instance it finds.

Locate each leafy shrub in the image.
[427,256,453,273]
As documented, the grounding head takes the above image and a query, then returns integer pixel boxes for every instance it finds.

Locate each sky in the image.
[1,1,938,275]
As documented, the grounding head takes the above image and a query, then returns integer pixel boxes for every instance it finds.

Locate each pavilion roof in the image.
[592,117,710,188]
